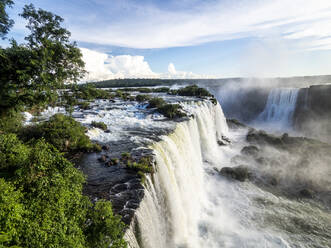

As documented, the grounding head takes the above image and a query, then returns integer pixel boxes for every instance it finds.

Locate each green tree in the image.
[0,0,14,39]
[0,134,127,247]
[0,4,85,115]
[85,200,127,248]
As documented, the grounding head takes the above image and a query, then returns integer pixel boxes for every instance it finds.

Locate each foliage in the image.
[85,200,127,248]
[91,121,107,131]
[0,179,24,246]
[135,94,151,102]
[174,85,212,97]
[20,114,96,153]
[127,156,154,174]
[157,104,186,119]
[0,4,85,115]
[78,101,91,110]
[0,133,29,171]
[72,84,111,101]
[0,134,127,248]
[147,97,165,108]
[0,110,24,134]
[0,0,14,39]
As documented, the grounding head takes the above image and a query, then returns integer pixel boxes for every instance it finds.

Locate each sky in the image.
[3,0,331,80]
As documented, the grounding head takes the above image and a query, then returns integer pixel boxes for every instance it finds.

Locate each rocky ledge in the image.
[218,123,331,208]
[76,87,217,225]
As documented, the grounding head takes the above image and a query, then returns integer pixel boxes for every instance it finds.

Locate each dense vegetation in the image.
[0,2,127,247]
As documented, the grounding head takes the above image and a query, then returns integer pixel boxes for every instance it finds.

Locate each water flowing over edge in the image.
[256,88,299,132]
[125,101,229,248]
[124,101,294,248]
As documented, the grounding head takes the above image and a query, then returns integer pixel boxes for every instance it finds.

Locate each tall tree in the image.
[0,4,85,115]
[0,0,14,39]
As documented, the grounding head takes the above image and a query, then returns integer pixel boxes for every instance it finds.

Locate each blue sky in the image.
[3,0,331,79]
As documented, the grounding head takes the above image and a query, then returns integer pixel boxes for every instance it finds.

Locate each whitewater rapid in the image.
[127,102,294,248]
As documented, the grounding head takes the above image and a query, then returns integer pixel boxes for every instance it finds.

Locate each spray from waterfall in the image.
[127,102,292,248]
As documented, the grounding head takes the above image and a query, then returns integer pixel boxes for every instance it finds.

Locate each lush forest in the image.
[0,1,127,247]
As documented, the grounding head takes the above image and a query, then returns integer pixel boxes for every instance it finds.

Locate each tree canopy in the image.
[0,3,85,115]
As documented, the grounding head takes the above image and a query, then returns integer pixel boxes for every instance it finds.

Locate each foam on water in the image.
[129,102,294,248]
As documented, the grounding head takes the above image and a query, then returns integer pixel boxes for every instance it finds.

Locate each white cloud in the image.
[80,48,213,80]
[80,48,158,81]
[163,63,214,79]
[70,0,331,50]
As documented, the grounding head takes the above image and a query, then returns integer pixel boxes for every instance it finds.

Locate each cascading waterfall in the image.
[126,102,292,248]
[256,88,299,130]
[127,102,228,248]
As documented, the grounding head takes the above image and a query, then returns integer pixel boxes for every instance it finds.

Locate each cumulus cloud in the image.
[80,48,212,81]
[163,63,214,79]
[70,0,331,51]
[80,48,158,81]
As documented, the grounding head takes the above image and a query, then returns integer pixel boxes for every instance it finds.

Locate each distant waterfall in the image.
[126,102,229,248]
[257,88,299,130]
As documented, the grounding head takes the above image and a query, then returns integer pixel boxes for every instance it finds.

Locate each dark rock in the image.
[104,130,111,133]
[219,166,250,182]
[246,129,284,147]
[217,136,231,146]
[299,188,314,199]
[98,155,107,162]
[217,140,227,146]
[226,119,246,129]
[241,146,259,158]
[102,145,110,150]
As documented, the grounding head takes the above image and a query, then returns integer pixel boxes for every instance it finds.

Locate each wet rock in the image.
[98,155,107,162]
[102,145,110,150]
[226,119,246,129]
[217,140,227,146]
[218,135,231,146]
[219,166,250,182]
[246,129,284,147]
[241,146,259,158]
[104,130,111,133]
[299,188,314,198]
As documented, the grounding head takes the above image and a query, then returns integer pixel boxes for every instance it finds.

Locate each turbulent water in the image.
[32,93,330,248]
[256,88,299,131]
[126,101,331,248]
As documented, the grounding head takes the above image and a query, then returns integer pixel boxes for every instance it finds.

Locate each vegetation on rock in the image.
[147,97,166,108]
[157,104,186,119]
[91,121,108,131]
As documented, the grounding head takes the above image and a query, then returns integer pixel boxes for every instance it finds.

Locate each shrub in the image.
[153,87,170,93]
[175,85,212,97]
[91,121,108,131]
[0,110,24,134]
[127,156,154,174]
[147,97,165,108]
[135,94,151,102]
[20,114,96,153]
[78,101,91,110]
[0,134,30,171]
[157,104,186,119]
[73,85,111,100]
[85,200,127,248]
[0,135,127,248]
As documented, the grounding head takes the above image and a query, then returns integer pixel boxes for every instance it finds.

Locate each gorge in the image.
[61,83,331,248]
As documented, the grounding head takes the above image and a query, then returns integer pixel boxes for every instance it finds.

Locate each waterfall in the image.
[256,88,299,130]
[126,102,228,248]
[126,101,291,248]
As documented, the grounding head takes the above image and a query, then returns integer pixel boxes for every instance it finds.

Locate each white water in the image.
[129,102,292,248]
[256,88,299,131]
